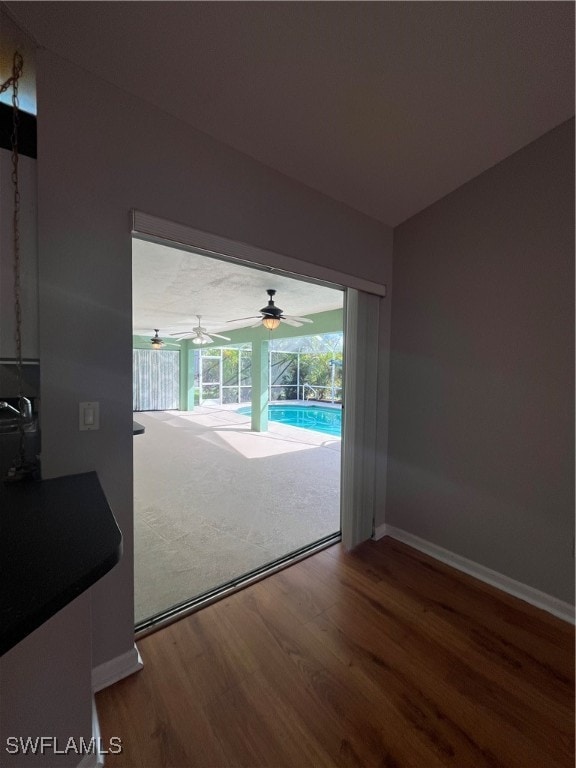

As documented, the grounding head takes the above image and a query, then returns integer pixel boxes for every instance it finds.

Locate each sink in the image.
[0,417,37,435]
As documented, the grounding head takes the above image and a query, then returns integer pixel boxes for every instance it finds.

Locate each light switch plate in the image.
[79,401,100,431]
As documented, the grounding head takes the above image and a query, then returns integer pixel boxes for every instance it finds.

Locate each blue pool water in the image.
[237,404,342,437]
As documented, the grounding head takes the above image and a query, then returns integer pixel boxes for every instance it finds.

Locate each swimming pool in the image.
[237,404,342,437]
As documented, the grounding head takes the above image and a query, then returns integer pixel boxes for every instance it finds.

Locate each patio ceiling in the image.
[132,238,344,339]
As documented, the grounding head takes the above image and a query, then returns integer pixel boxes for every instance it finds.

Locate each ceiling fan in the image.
[229,289,314,330]
[169,316,231,345]
[149,329,164,349]
[132,329,180,349]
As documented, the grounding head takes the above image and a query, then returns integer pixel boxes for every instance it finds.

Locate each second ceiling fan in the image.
[169,316,231,345]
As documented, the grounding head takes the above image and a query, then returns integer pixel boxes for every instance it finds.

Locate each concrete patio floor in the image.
[133,405,341,623]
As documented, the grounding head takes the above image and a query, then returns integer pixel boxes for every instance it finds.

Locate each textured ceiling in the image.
[6,1,574,226]
[132,239,344,337]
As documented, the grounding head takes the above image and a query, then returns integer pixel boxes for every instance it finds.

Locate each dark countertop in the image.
[0,471,122,656]
[133,420,145,435]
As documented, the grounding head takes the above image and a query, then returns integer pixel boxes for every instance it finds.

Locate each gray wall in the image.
[35,48,393,669]
[387,119,575,604]
[0,596,92,768]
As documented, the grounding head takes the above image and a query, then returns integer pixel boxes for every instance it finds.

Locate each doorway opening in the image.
[132,237,345,631]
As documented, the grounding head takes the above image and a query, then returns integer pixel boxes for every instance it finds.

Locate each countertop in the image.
[0,471,122,656]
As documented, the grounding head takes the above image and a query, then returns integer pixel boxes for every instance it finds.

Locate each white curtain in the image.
[133,349,180,411]
[341,289,381,549]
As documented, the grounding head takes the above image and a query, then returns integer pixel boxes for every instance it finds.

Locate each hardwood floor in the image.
[96,537,575,767]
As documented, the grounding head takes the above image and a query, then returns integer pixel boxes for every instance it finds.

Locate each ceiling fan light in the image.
[262,316,281,330]
[192,336,209,345]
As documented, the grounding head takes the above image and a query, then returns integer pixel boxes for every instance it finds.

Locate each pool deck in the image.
[133,404,341,623]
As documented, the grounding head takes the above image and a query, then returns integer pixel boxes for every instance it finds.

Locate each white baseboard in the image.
[92,643,143,693]
[91,696,105,768]
[77,751,99,768]
[75,699,104,768]
[77,750,99,768]
[373,523,575,624]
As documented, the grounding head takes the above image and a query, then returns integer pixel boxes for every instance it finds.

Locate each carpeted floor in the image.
[133,406,341,623]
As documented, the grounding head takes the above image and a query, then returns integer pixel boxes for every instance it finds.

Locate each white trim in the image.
[372,523,390,541]
[374,524,575,624]
[92,644,143,693]
[339,291,357,550]
[131,210,387,297]
[75,699,104,768]
[91,696,105,768]
[77,751,99,768]
[341,289,380,549]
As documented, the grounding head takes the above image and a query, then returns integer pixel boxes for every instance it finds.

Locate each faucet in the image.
[0,401,20,416]
[19,397,32,421]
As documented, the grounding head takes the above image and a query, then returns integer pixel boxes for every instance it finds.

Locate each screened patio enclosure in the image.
[197,335,343,407]
[133,324,344,412]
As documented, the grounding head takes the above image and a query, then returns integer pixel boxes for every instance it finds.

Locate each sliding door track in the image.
[135,531,341,638]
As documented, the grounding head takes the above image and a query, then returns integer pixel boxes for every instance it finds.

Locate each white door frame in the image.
[131,210,387,549]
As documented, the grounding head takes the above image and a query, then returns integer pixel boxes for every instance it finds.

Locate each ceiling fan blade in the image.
[227,316,260,323]
[281,318,303,327]
[169,332,195,338]
[210,333,231,341]
[284,315,314,323]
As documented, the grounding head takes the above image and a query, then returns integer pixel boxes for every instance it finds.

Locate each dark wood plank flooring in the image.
[96,537,575,767]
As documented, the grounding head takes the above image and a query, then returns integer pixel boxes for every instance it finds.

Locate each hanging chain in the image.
[1,52,26,466]
[0,52,23,96]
